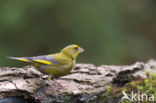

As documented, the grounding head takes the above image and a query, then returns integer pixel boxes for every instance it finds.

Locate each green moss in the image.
[130,81,135,86]
[97,72,156,103]
[107,86,112,93]
[137,86,144,91]
[150,74,156,80]
[101,93,107,97]
[146,70,150,78]
[121,101,130,103]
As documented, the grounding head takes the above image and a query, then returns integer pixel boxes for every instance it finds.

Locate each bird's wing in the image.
[8,55,61,66]
[30,55,61,65]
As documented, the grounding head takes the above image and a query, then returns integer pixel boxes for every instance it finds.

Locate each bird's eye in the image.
[74,47,78,50]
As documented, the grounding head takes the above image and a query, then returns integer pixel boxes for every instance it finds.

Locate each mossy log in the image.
[0,60,156,103]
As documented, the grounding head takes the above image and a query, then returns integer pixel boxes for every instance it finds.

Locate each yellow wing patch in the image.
[33,60,52,65]
[18,58,30,62]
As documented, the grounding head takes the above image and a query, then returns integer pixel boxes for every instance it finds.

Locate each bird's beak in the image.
[78,47,84,53]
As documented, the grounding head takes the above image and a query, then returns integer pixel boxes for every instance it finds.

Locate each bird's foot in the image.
[53,80,65,89]
[46,81,58,97]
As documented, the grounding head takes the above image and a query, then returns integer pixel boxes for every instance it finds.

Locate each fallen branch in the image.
[0,60,156,103]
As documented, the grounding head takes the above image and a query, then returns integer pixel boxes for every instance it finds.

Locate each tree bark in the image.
[0,60,156,103]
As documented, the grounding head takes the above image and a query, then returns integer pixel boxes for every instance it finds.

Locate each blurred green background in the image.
[0,0,156,67]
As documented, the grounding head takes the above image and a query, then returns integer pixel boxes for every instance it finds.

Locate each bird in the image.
[8,44,84,96]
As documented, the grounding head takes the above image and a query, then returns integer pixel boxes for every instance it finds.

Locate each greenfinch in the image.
[9,44,84,78]
[9,44,84,96]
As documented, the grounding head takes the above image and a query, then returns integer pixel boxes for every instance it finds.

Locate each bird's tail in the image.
[8,57,32,63]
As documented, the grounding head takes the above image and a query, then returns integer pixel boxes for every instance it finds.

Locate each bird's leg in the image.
[53,79,64,88]
[46,75,58,97]
[50,75,64,88]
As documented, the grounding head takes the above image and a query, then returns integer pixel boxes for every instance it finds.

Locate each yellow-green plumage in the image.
[9,44,84,78]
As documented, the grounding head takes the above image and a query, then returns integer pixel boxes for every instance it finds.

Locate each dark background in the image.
[0,0,156,67]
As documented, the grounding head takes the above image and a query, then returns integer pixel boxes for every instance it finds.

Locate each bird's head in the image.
[61,44,84,60]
